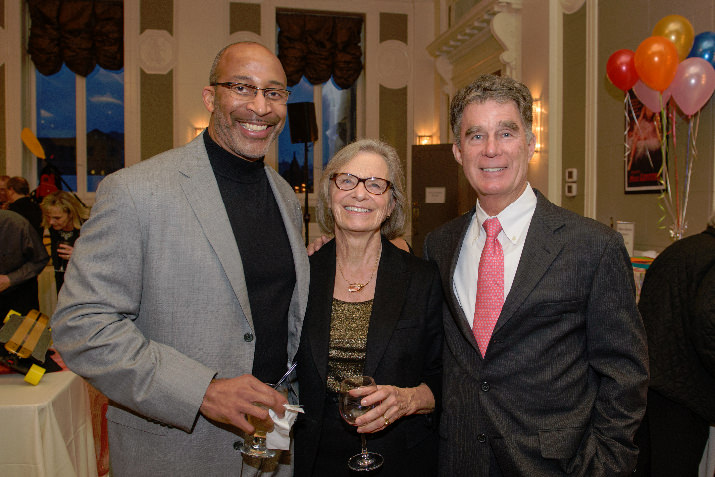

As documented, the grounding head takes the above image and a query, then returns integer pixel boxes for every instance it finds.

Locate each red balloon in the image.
[634,36,679,92]
[607,49,639,91]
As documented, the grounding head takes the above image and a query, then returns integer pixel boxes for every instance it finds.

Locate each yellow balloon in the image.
[21,127,46,159]
[652,14,695,61]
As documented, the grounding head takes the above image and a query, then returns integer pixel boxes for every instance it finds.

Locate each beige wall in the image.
[521,0,551,198]
[3,0,713,252]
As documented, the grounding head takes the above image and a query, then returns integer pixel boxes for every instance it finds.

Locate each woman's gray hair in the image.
[316,138,406,240]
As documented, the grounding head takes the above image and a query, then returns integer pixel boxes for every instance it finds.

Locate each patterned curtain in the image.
[27,0,123,77]
[277,12,363,89]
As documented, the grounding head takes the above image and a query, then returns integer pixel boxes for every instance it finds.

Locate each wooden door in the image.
[411,144,469,257]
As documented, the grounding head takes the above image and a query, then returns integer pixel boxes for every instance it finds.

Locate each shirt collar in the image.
[474,183,537,245]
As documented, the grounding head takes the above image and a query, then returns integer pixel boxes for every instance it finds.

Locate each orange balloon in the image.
[634,36,679,92]
[652,14,694,61]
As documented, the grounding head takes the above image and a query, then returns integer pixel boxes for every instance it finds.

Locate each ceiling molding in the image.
[427,0,523,90]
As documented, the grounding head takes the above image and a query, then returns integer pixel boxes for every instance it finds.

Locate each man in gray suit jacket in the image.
[51,42,309,476]
[424,74,648,476]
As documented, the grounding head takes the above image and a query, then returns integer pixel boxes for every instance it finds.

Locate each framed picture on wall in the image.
[624,91,666,193]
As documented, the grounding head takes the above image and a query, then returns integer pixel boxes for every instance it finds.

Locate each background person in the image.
[0,175,9,209]
[423,74,648,476]
[0,209,49,319]
[294,139,443,477]
[6,176,43,236]
[40,190,89,293]
[50,42,308,476]
[634,212,715,477]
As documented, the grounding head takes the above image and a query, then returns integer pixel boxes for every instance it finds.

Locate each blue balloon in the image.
[688,31,715,68]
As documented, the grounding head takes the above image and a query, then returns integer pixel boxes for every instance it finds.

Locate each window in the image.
[277,77,358,194]
[35,64,124,196]
[275,12,363,194]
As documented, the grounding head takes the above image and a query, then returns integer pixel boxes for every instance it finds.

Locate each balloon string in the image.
[670,104,681,233]
[681,112,699,228]
[657,97,676,230]
[627,94,658,170]
[624,95,632,167]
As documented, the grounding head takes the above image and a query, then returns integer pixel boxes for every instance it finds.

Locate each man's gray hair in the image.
[450,74,534,147]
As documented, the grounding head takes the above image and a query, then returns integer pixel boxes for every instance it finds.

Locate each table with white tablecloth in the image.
[0,370,98,477]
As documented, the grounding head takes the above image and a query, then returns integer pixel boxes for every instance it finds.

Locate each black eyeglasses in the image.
[331,173,392,195]
[211,82,291,104]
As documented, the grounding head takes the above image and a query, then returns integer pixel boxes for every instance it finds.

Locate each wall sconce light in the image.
[533,99,543,153]
[417,135,433,145]
[194,126,206,137]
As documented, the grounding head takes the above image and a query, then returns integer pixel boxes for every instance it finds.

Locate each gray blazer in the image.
[51,134,309,476]
[424,189,648,477]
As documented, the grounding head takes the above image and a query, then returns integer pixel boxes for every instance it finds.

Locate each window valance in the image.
[27,0,123,77]
[277,12,363,89]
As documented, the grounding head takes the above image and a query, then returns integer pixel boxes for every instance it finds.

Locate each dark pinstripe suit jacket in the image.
[424,189,648,477]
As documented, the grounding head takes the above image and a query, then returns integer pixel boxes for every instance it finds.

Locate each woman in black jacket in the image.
[294,139,443,476]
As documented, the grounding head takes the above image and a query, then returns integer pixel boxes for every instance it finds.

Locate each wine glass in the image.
[55,239,71,273]
[339,376,384,472]
[241,401,277,459]
[240,383,288,459]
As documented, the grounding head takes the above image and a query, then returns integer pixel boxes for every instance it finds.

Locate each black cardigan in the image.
[639,225,715,423]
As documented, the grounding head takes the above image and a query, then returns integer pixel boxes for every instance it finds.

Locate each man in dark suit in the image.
[424,74,648,476]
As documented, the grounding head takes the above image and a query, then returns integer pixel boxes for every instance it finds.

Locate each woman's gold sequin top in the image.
[326,298,373,393]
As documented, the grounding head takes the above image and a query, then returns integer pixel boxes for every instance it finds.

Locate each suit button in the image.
[244,333,254,342]
[477,434,487,443]
[480,381,490,392]
[233,441,241,450]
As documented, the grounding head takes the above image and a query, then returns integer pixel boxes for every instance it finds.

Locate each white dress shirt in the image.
[453,184,537,325]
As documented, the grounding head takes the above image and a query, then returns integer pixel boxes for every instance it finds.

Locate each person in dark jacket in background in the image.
[0,209,49,318]
[6,176,43,236]
[635,212,715,477]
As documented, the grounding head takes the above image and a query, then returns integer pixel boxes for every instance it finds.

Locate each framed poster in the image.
[625,91,666,193]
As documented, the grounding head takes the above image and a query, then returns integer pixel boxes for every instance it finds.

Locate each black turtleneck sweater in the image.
[204,131,295,384]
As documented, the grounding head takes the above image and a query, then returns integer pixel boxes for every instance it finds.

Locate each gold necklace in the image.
[337,249,381,293]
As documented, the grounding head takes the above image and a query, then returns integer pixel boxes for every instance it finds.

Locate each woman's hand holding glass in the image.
[352,383,435,433]
[57,242,74,261]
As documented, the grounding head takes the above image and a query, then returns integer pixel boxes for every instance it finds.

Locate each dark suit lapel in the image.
[364,238,407,377]
[306,240,337,384]
[495,191,565,333]
[443,211,483,354]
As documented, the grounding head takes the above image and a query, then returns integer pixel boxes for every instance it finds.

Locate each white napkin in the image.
[266,404,304,450]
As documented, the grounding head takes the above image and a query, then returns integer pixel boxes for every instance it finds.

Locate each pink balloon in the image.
[670,57,715,116]
[633,80,671,112]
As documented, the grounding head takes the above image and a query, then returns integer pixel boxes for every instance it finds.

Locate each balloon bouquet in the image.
[606,15,715,240]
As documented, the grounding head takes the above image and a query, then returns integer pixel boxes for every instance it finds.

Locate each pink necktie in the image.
[473,218,504,357]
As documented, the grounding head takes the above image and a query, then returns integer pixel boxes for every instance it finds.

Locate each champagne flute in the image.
[339,376,384,472]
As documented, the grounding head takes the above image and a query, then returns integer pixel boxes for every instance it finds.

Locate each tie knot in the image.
[483,218,502,238]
